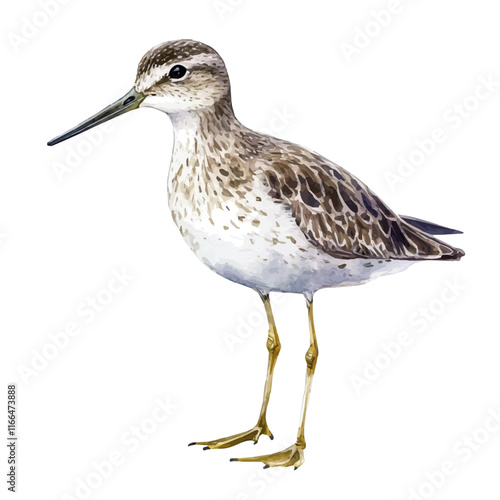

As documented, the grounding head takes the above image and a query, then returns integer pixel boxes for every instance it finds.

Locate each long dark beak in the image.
[47,88,145,146]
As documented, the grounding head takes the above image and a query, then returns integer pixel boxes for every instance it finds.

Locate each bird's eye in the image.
[168,65,187,80]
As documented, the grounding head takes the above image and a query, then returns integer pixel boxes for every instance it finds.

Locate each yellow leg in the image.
[231,295,318,469]
[297,296,318,449]
[189,292,279,450]
[255,292,281,436]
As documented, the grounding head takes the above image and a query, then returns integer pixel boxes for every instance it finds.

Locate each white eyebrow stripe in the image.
[135,53,220,92]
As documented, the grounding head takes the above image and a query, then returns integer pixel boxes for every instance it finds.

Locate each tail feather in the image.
[400,215,463,235]
[399,215,465,261]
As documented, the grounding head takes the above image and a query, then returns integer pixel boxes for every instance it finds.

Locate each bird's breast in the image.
[166,156,320,288]
[166,157,417,293]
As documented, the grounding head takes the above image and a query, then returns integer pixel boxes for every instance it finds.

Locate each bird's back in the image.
[249,133,464,262]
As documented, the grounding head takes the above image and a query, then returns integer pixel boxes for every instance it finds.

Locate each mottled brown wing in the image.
[258,147,463,261]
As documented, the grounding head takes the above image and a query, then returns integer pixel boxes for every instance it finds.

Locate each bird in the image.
[48,39,464,470]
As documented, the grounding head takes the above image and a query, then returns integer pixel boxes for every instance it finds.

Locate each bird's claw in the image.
[188,421,273,450]
[230,442,305,469]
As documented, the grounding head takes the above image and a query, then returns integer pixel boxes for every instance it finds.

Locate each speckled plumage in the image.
[133,39,464,294]
[47,38,466,469]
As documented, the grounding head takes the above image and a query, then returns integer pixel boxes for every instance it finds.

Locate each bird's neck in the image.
[169,96,240,140]
[168,97,244,179]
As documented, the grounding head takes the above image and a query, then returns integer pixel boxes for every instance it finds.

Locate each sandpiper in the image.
[48,39,464,469]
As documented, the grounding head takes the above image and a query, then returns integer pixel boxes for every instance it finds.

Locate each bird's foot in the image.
[230,442,305,470]
[188,421,273,450]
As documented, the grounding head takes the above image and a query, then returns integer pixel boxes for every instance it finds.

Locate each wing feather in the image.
[257,145,464,261]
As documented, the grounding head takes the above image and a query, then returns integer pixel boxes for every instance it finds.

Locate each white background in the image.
[2,0,499,499]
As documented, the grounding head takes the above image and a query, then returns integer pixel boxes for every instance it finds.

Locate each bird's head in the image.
[136,39,231,113]
[48,39,231,146]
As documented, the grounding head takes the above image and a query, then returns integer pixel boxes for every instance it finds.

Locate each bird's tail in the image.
[400,215,463,235]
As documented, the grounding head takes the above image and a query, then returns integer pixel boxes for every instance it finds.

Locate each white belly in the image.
[168,176,414,294]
